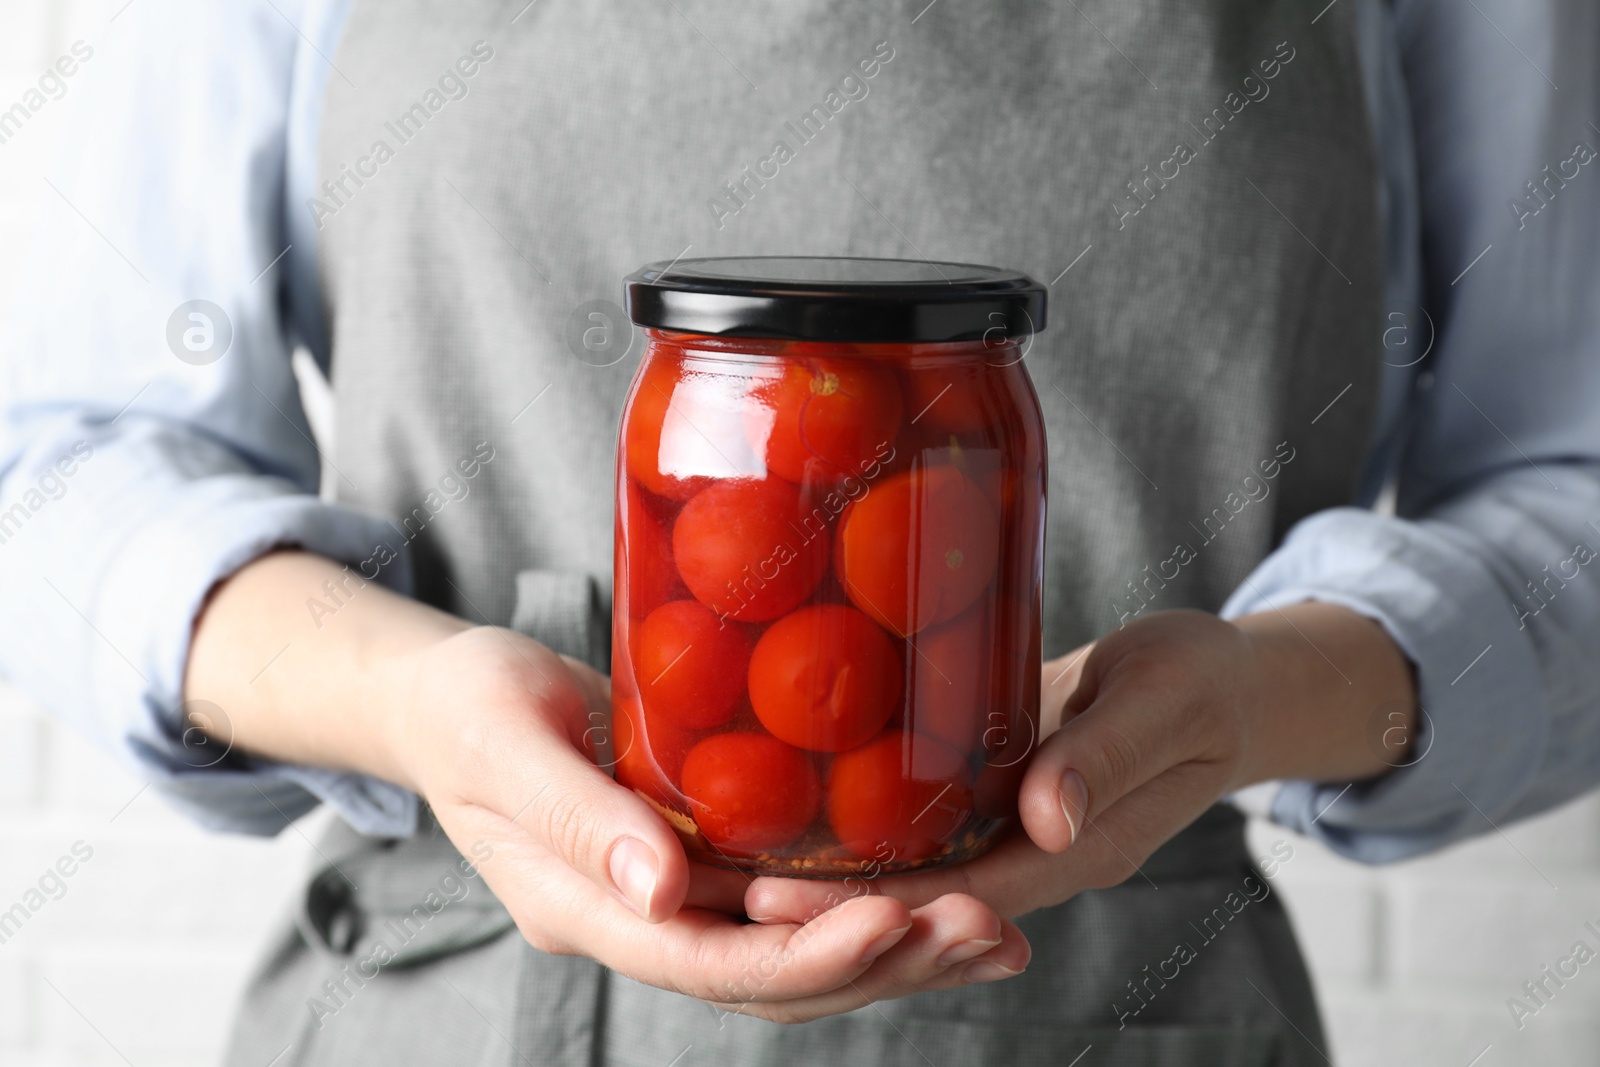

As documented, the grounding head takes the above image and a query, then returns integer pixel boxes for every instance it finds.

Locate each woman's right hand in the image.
[188,552,1023,1020]
[379,624,1027,1020]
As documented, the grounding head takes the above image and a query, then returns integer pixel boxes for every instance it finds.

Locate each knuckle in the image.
[530,782,602,870]
[691,978,754,1008]
[1086,722,1142,798]
[676,940,723,997]
[1129,653,1195,695]
[686,940,798,1007]
[678,946,754,1004]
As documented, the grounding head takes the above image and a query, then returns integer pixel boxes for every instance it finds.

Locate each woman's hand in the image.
[744,604,1416,929]
[186,552,1024,1023]
[388,625,1032,1017]
[390,627,1030,1021]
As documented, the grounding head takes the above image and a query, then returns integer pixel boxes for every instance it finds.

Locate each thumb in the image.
[519,712,693,923]
[461,657,690,924]
[1015,681,1197,853]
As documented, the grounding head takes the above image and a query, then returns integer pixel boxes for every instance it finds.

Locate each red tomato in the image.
[906,605,989,753]
[827,732,973,861]
[636,600,752,729]
[618,480,683,617]
[672,477,830,622]
[624,351,703,501]
[749,356,903,485]
[681,732,822,853]
[612,693,693,804]
[835,465,999,635]
[979,466,1019,522]
[747,604,901,752]
[903,363,992,434]
[938,444,1017,521]
[624,349,761,500]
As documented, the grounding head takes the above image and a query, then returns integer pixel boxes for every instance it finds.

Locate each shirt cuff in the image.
[94,476,419,838]
[1220,507,1546,864]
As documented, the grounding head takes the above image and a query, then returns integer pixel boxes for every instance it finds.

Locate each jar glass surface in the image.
[612,327,1045,877]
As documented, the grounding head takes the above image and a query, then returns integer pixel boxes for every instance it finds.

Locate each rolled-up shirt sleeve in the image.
[1224,0,1600,862]
[0,0,415,837]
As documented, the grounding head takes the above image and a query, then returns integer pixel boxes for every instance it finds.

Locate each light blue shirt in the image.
[3,0,1599,862]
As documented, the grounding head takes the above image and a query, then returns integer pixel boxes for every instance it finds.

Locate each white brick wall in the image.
[0,689,316,1065]
[4,3,1600,1065]
[1248,803,1600,1066]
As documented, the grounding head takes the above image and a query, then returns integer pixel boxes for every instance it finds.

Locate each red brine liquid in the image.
[612,331,1045,876]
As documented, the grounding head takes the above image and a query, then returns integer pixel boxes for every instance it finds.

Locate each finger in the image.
[1017,672,1207,853]
[746,830,1056,921]
[463,657,693,924]
[466,818,922,1002]
[849,907,1029,1000]
[597,891,919,1004]
[517,722,693,922]
[752,763,1228,934]
[684,862,757,915]
[1061,759,1236,888]
[716,908,1030,1024]
[743,868,888,924]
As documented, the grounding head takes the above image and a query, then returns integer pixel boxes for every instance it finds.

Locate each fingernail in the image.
[964,960,1024,984]
[608,836,660,919]
[936,937,1003,968]
[1058,770,1088,847]
[859,924,913,966]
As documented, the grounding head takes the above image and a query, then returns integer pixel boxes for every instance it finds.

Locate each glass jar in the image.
[612,257,1046,877]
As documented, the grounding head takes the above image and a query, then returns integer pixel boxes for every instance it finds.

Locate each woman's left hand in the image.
[744,604,1415,951]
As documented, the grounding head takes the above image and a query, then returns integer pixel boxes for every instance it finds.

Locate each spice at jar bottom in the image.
[613,256,1047,877]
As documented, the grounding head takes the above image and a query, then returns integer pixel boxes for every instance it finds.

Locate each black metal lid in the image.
[624,256,1046,344]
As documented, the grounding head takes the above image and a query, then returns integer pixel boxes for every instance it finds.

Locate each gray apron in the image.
[227,1,1381,1063]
